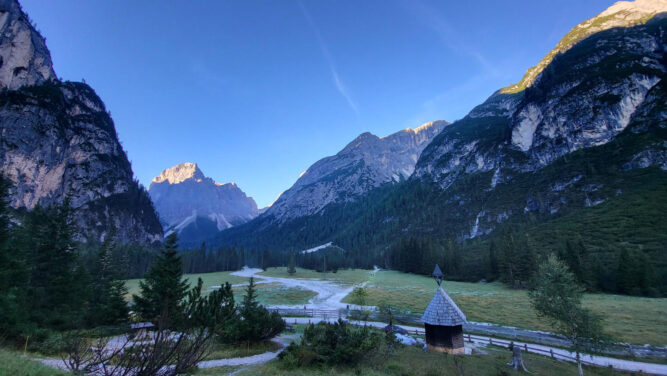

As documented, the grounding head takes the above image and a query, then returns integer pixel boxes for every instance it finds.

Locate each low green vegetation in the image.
[125,270,248,300]
[0,348,69,376]
[343,270,667,346]
[204,340,282,360]
[279,320,393,368]
[128,271,316,306]
[260,267,372,285]
[190,365,241,375]
[218,277,285,344]
[233,283,317,306]
[231,344,623,376]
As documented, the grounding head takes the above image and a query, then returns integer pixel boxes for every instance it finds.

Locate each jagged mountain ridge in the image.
[148,163,259,244]
[413,7,667,237]
[213,0,666,284]
[328,6,667,276]
[208,120,448,250]
[0,0,162,244]
[264,121,449,221]
[502,0,666,93]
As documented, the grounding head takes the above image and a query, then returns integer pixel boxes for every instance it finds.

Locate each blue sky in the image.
[22,0,614,207]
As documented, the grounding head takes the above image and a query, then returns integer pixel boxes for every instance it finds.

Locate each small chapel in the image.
[420,264,467,354]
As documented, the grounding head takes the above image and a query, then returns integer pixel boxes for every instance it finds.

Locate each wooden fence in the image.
[268,307,342,319]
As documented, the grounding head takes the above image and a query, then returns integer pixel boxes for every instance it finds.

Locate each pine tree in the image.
[488,240,499,281]
[287,253,296,275]
[225,276,284,343]
[499,232,518,284]
[20,201,88,330]
[0,176,29,336]
[515,236,537,284]
[616,248,635,294]
[133,233,188,329]
[0,176,9,291]
[88,230,129,326]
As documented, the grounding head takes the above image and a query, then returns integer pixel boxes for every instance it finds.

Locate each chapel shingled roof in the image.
[420,287,467,326]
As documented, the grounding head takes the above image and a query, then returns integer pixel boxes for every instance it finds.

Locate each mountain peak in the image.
[600,0,666,17]
[148,163,259,245]
[0,0,56,89]
[501,0,665,94]
[152,162,205,184]
[407,120,449,134]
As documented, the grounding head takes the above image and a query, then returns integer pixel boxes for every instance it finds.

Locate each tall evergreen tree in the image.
[88,230,129,326]
[616,248,635,294]
[20,201,88,330]
[224,277,284,343]
[488,240,499,281]
[0,176,29,336]
[287,253,296,275]
[133,233,188,329]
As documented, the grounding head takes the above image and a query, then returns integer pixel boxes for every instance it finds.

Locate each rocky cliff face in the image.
[0,0,55,89]
[148,163,259,242]
[264,121,448,221]
[413,3,666,239]
[0,0,162,244]
[502,0,665,94]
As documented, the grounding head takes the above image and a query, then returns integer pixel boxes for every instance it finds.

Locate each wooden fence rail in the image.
[463,333,591,365]
[267,308,342,319]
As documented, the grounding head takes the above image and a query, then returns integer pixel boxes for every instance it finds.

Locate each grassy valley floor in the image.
[193,344,627,376]
[0,348,69,376]
[125,268,667,346]
[344,270,667,347]
[125,270,318,306]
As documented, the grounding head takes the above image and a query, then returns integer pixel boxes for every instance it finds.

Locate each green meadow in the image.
[194,343,624,376]
[125,268,667,346]
[347,270,667,347]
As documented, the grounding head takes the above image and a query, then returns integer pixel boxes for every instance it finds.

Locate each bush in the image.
[278,319,395,368]
[25,329,69,356]
[218,277,284,343]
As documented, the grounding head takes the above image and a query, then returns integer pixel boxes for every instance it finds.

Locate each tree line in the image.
[0,175,283,362]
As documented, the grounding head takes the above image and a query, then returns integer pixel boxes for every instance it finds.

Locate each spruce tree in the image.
[287,253,296,275]
[133,233,188,329]
[0,176,9,291]
[616,248,634,294]
[21,201,88,330]
[88,230,129,326]
[226,277,284,343]
[0,176,28,336]
[488,240,499,281]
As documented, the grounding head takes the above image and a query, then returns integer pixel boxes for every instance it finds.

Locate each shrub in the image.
[278,319,395,368]
[218,277,284,343]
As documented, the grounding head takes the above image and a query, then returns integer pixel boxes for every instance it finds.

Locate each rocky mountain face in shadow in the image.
[0,0,162,244]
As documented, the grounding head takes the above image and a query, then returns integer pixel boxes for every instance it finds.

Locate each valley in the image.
[0,0,665,375]
[125,267,667,347]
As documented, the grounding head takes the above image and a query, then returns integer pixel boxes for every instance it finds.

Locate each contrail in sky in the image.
[298,1,359,115]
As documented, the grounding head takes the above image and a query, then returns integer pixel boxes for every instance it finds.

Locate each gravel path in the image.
[231,267,367,310]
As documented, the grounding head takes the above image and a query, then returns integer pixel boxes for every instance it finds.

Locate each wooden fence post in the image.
[524,344,528,352]
[550,349,554,358]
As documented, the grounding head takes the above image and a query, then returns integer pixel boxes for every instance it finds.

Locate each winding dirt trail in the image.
[231,267,369,310]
